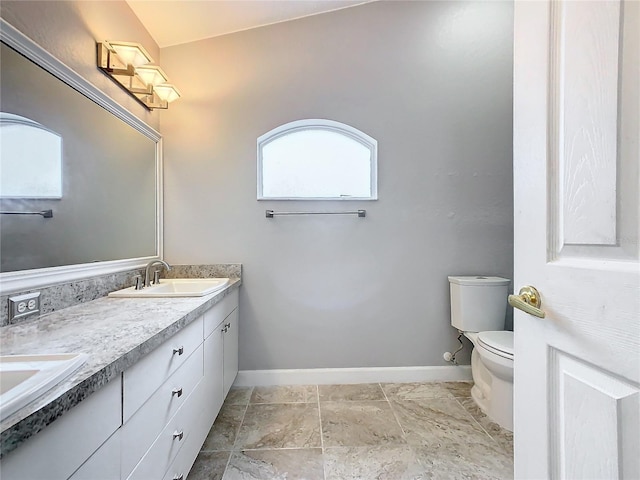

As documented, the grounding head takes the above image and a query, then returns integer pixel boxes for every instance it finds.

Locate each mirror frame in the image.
[0,19,163,294]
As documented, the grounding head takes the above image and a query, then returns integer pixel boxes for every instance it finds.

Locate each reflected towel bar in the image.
[1,209,53,218]
[266,209,365,218]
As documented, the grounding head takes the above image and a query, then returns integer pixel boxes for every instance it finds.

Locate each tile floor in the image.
[188,382,513,480]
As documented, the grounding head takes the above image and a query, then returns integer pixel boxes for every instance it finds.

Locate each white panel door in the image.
[513,1,639,479]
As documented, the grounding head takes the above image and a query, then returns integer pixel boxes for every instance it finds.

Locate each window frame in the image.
[257,119,378,201]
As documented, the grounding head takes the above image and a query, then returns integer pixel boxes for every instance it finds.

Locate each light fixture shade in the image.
[154,84,181,103]
[106,41,153,67]
[135,65,168,87]
[98,41,181,110]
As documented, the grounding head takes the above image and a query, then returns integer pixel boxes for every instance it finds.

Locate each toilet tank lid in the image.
[448,276,510,286]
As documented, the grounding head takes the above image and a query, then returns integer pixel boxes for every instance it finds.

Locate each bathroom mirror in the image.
[0,21,162,293]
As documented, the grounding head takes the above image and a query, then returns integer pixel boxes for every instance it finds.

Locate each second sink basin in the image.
[0,353,89,421]
[108,278,230,298]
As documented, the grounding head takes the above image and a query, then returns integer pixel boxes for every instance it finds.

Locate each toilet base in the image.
[469,342,513,432]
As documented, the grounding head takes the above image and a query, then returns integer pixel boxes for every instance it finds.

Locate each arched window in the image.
[257,119,377,200]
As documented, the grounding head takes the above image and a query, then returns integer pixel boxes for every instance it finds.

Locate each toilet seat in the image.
[477,331,513,360]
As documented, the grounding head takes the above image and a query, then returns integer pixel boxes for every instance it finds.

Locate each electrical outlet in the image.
[9,292,41,322]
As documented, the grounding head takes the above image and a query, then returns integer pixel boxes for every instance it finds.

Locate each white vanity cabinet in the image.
[121,315,204,479]
[0,286,239,480]
[162,289,239,480]
[123,289,239,480]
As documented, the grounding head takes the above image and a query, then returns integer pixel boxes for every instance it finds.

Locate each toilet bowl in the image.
[448,276,514,431]
[469,330,513,431]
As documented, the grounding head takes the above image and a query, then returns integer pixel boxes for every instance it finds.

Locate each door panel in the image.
[555,1,620,247]
[549,349,640,479]
[513,0,639,478]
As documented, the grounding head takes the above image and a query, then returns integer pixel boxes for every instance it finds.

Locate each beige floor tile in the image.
[225,387,254,406]
[390,397,488,446]
[235,404,321,450]
[250,385,318,404]
[414,440,513,480]
[318,383,385,402]
[223,448,324,480]
[189,383,514,479]
[382,382,454,400]
[320,400,406,447]
[456,397,514,456]
[442,381,473,398]
[324,446,426,480]
[202,404,247,451]
[189,451,230,480]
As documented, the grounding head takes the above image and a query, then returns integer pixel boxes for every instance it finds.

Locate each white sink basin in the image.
[0,353,88,421]
[108,278,230,298]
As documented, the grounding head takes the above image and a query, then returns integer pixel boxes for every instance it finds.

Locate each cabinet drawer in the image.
[124,316,203,421]
[161,388,210,480]
[1,377,121,480]
[127,380,203,480]
[121,345,203,477]
[203,289,238,338]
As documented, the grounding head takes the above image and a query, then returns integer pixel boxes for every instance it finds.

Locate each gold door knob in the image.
[508,286,545,318]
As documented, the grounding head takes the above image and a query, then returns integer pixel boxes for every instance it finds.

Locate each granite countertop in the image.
[0,278,241,456]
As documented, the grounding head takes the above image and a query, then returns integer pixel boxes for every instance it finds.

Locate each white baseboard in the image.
[234,365,472,387]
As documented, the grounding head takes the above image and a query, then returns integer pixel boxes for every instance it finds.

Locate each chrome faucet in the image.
[144,259,171,287]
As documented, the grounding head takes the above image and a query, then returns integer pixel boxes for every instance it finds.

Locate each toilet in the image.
[448,275,514,431]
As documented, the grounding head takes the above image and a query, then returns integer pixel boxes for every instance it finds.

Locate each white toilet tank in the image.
[448,276,510,332]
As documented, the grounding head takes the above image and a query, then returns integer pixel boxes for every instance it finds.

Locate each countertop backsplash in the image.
[0,264,241,326]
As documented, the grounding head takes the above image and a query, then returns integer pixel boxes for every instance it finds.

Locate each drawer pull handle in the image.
[173,430,184,441]
[173,475,184,480]
[225,322,231,329]
[172,346,184,355]
[172,387,183,397]
[221,325,228,333]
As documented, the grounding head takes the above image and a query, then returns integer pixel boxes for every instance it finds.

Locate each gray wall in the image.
[161,1,514,371]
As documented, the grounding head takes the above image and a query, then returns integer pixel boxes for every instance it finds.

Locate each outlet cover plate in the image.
[8,291,41,322]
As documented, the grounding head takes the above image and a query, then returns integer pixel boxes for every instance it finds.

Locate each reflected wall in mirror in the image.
[0,24,161,283]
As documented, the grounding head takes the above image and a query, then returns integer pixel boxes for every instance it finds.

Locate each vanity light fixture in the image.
[97,40,181,110]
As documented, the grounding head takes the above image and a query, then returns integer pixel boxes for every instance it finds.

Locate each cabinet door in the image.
[203,325,224,421]
[223,308,239,397]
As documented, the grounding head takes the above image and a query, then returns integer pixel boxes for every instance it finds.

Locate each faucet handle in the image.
[153,269,161,285]
[134,275,143,290]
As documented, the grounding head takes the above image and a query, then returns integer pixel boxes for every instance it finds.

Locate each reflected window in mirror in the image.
[0,113,63,198]
[257,119,378,200]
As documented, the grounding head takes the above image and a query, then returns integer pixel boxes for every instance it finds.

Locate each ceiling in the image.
[126,0,372,48]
